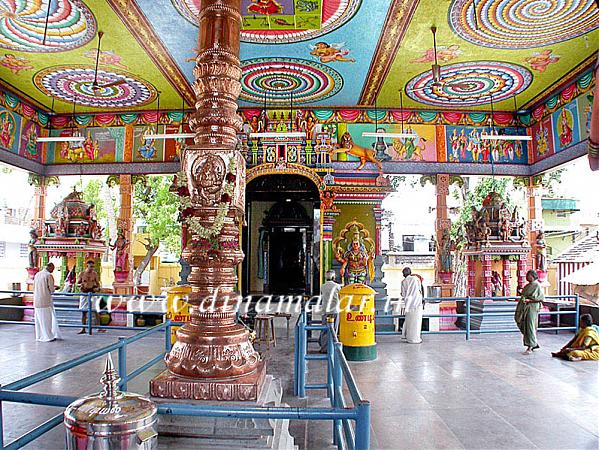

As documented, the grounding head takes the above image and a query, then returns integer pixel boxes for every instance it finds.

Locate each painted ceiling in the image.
[0,0,597,114]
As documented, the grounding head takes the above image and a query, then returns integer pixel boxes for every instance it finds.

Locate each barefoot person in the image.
[515,270,544,354]
[552,314,599,361]
[33,263,62,342]
[401,267,424,344]
[77,260,101,334]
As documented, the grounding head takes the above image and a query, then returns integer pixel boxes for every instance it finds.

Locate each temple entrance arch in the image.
[243,171,321,297]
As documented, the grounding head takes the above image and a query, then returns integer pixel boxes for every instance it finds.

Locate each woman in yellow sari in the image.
[552,314,599,361]
[515,270,544,355]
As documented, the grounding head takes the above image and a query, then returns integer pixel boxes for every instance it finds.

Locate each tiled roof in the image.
[553,232,599,263]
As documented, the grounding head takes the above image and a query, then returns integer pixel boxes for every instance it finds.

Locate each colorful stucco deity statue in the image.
[333,220,375,285]
[535,231,547,272]
[111,228,129,272]
[27,229,38,269]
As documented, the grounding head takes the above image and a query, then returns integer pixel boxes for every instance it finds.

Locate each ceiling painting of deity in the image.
[0,0,597,114]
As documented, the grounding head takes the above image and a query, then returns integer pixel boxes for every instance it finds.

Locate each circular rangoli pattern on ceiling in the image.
[240,58,342,104]
[33,67,157,108]
[0,0,96,52]
[405,61,532,107]
[448,0,599,49]
[171,0,361,44]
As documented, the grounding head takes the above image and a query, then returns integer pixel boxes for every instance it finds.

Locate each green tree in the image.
[77,179,118,240]
[133,175,181,286]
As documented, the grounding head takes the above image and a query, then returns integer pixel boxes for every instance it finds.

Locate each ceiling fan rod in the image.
[42,0,52,46]
[93,32,104,87]
[432,25,438,68]
[480,93,531,141]
[39,96,85,143]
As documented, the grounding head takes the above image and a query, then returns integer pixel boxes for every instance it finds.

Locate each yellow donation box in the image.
[165,285,192,344]
[339,283,377,361]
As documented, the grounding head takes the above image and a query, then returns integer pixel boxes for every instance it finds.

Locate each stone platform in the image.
[466,300,518,331]
[154,375,297,450]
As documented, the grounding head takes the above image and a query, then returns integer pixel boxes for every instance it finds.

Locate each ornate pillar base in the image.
[112,282,134,295]
[150,360,266,401]
[440,283,455,298]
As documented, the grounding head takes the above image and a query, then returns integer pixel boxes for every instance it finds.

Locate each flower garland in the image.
[178,157,237,239]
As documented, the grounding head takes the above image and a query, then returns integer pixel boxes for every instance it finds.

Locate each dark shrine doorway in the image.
[243,174,320,297]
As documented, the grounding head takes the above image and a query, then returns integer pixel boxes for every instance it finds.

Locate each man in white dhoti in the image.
[401,267,423,344]
[319,270,342,353]
[33,263,62,342]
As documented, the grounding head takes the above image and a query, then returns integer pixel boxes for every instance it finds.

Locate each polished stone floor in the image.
[0,322,597,449]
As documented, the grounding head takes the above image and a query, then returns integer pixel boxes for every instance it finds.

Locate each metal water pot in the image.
[64,356,158,449]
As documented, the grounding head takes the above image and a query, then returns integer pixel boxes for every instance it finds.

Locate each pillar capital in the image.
[28,174,60,188]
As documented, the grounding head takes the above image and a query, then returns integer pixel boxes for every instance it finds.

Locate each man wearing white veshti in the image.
[401,267,423,344]
[33,262,62,342]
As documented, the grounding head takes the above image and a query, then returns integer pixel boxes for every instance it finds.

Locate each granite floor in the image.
[0,322,597,449]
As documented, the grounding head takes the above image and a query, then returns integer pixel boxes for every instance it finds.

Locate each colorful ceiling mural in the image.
[0,0,596,114]
[378,0,598,110]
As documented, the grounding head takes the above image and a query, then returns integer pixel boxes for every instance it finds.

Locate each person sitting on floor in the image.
[552,314,599,361]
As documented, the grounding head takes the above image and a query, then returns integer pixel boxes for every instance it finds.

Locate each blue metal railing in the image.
[0,321,172,450]
[375,294,580,340]
[0,290,167,335]
[294,311,370,450]
[0,312,371,450]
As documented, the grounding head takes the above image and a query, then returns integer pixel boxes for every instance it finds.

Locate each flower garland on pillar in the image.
[175,157,237,240]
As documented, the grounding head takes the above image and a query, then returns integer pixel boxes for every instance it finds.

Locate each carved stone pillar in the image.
[482,254,492,297]
[435,174,455,298]
[28,174,59,237]
[322,211,339,273]
[526,178,545,280]
[151,0,265,401]
[373,206,383,257]
[467,257,476,297]
[517,255,528,292]
[502,258,511,296]
[113,174,135,294]
[27,175,59,284]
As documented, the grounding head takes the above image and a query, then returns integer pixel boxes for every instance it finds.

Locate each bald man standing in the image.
[33,263,62,342]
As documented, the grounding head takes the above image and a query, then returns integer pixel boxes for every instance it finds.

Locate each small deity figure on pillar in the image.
[111,228,129,272]
[87,204,99,239]
[27,229,38,269]
[439,229,454,272]
[535,231,547,272]
[480,219,491,247]
[517,218,528,245]
[191,154,225,206]
[319,190,338,212]
[465,222,477,245]
[499,214,512,242]
[56,203,70,236]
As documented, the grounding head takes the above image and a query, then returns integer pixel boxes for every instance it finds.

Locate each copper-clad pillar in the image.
[150,0,265,401]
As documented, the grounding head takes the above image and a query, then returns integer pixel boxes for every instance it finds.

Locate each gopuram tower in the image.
[150,0,265,401]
